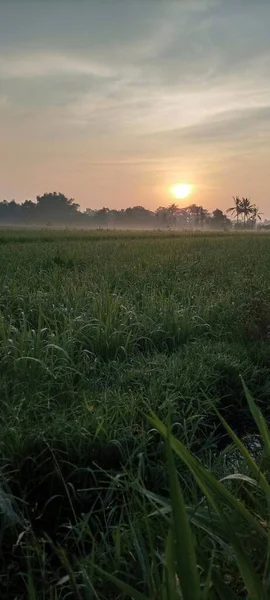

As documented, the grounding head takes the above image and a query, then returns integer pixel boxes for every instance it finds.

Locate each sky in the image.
[0,0,270,215]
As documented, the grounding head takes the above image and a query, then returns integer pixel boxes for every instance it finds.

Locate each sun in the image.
[171,183,192,200]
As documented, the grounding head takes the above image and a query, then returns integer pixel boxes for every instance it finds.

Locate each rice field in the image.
[1,229,270,598]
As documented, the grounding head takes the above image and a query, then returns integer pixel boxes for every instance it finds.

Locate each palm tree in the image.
[227,196,242,225]
[248,205,262,224]
[240,197,255,226]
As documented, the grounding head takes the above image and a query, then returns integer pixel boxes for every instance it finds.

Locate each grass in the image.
[0,229,270,598]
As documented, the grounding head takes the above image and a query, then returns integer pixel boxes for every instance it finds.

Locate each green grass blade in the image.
[149,412,266,539]
[187,506,230,544]
[199,552,239,600]
[211,405,270,495]
[241,376,270,456]
[202,551,214,600]
[220,513,264,599]
[165,431,201,600]
[263,527,270,594]
[27,563,37,600]
[93,566,150,600]
[163,527,179,600]
[129,517,149,584]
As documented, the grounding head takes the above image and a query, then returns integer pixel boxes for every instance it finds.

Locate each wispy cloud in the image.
[0,52,114,79]
[64,66,270,137]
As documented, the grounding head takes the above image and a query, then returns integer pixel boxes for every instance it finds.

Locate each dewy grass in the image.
[0,230,270,597]
[102,381,269,599]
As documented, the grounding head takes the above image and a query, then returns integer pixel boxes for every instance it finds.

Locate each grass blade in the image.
[241,376,270,456]
[202,551,214,600]
[149,412,266,539]
[211,404,270,496]
[219,513,264,599]
[165,430,201,600]
[163,527,179,600]
[93,566,150,600]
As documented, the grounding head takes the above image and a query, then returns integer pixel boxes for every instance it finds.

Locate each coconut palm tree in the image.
[227,196,242,225]
[240,197,256,226]
[248,205,262,224]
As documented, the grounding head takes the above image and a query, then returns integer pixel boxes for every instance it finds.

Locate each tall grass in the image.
[97,380,270,599]
[0,229,270,597]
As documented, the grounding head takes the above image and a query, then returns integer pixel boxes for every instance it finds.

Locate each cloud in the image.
[0,53,114,79]
[63,64,270,139]
[148,105,270,151]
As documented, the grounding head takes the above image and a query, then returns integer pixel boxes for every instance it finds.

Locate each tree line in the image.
[0,192,267,229]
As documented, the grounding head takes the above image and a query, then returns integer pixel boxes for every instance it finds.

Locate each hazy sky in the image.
[1,0,270,214]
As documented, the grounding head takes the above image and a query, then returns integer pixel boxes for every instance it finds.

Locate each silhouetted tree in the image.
[125,206,154,225]
[21,200,36,223]
[36,192,79,224]
[155,206,169,227]
[0,199,21,224]
[247,205,262,227]
[211,208,231,229]
[84,208,95,217]
[227,196,242,225]
[240,197,255,226]
[92,207,111,226]
[167,203,181,227]
[186,204,209,227]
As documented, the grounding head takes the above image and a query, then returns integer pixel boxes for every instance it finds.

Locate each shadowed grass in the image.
[99,381,269,599]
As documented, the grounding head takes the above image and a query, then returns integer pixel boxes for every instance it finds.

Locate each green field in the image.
[1,229,270,598]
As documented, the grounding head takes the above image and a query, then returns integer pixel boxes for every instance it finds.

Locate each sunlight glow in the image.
[171,183,192,200]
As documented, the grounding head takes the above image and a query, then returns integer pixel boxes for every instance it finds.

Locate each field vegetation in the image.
[1,229,270,598]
